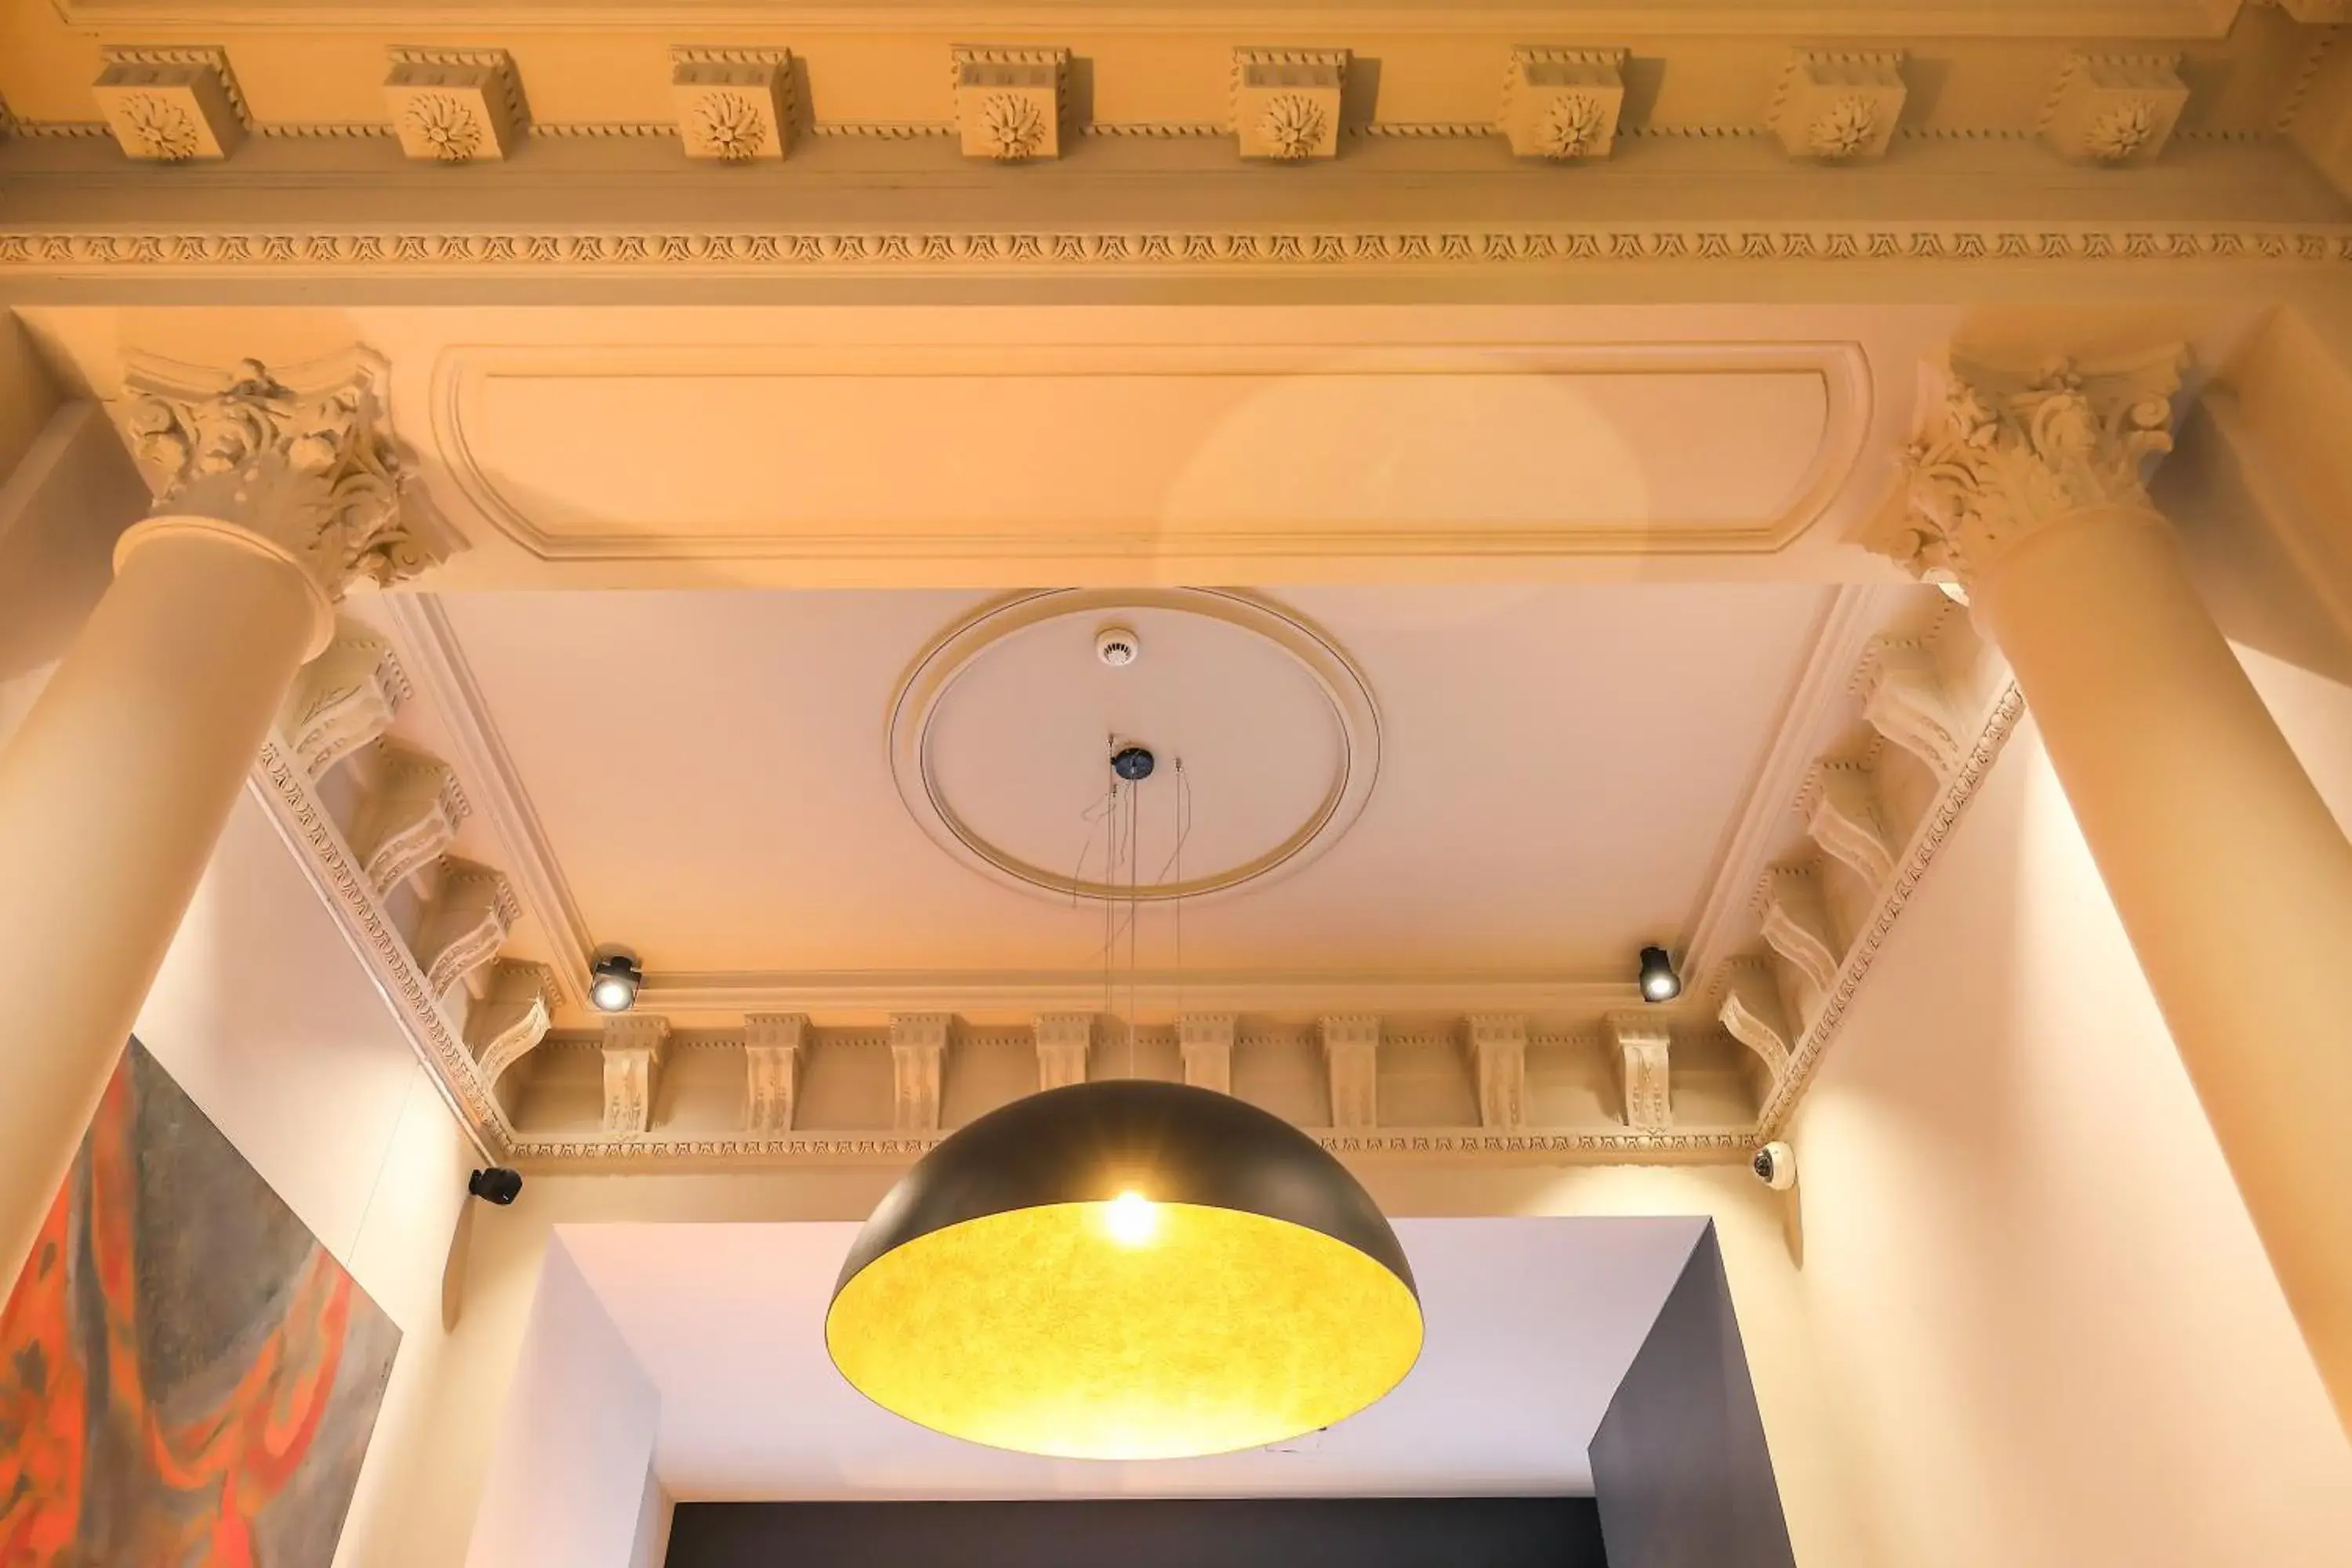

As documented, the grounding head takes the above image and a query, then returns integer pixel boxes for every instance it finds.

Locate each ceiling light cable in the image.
[1134,771,1143,1081]
[1174,758,1189,1025]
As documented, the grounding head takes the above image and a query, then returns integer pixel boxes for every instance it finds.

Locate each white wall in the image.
[1786,681,2352,1566]
[463,1235,663,1568]
[628,1462,676,1568]
[129,787,478,1568]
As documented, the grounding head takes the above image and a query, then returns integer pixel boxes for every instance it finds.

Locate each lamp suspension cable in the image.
[1128,768,1140,1076]
[824,674,1419,1465]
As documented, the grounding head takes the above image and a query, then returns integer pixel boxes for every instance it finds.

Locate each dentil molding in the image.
[7,227,2344,280]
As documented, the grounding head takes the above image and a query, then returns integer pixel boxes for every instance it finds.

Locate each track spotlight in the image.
[468,1167,524,1206]
[589,951,643,1012]
[1637,946,1682,1004]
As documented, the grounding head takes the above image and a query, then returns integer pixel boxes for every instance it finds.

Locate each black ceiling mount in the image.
[1111,745,1156,782]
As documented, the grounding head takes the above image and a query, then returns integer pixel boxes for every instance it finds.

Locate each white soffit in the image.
[560,1214,1708,1500]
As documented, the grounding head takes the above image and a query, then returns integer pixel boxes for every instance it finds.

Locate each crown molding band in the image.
[504,1125,1763,1171]
[43,1,2258,40]
[2,223,2345,276]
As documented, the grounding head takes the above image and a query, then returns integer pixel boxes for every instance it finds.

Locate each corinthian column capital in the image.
[118,350,460,639]
[1868,347,2186,590]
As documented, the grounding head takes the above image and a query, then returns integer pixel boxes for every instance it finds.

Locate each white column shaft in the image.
[0,526,318,1280]
[1977,503,2352,1433]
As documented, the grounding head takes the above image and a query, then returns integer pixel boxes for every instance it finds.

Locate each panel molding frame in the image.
[426,339,1872,567]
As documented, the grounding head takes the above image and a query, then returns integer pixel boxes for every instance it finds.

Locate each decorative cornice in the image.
[1871,348,2188,589]
[100,42,252,127]
[373,594,590,1012]
[1757,680,2027,1134]
[672,46,794,161]
[1681,583,1891,985]
[249,741,507,1156]
[37,2,2264,39]
[7,226,2343,278]
[505,1125,1762,1170]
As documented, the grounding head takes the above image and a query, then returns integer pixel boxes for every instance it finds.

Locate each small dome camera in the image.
[1751,1142,1796,1192]
[467,1167,524,1206]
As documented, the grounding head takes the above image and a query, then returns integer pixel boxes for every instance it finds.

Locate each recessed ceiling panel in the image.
[437,344,1857,561]
[433,580,1831,979]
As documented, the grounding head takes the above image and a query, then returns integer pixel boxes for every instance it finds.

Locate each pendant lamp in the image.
[826,1078,1422,1460]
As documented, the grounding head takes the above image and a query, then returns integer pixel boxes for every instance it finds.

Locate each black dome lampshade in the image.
[825,1078,1423,1461]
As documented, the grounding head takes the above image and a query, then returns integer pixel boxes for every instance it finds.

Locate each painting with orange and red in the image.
[0,1039,400,1566]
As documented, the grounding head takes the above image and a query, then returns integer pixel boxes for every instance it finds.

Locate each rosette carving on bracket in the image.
[121,352,463,601]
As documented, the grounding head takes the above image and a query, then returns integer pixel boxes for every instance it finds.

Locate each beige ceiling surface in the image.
[434,579,1833,984]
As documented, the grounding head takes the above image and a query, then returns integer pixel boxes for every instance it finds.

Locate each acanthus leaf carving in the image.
[122,352,462,604]
[1867,350,2186,590]
[744,1013,808,1133]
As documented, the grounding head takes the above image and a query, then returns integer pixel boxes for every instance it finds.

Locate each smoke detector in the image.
[1095,626,1140,667]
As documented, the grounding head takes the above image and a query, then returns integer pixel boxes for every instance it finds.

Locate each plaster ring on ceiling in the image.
[888,588,1381,904]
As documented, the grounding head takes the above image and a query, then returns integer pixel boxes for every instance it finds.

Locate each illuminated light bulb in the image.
[1104,1189,1159,1247]
[588,952,642,1012]
[1637,945,1682,1004]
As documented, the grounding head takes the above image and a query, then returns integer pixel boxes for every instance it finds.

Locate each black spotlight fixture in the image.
[1637,945,1682,1003]
[588,950,643,1012]
[467,1167,524,1206]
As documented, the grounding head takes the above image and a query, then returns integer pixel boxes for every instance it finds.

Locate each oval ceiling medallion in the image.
[889,589,1381,902]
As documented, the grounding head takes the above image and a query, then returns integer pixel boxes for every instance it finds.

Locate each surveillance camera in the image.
[467,1167,524,1206]
[1751,1142,1796,1192]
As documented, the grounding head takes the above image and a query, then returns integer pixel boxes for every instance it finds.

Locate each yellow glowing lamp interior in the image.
[826,1196,1424,1460]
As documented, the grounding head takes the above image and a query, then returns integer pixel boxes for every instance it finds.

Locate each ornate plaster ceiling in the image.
[2,0,2345,288]
[14,297,2273,1168]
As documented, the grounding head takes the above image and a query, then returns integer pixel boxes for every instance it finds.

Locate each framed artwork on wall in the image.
[0,1037,401,1565]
